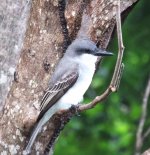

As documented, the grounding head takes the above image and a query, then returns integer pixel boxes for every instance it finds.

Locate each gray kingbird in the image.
[25,38,113,153]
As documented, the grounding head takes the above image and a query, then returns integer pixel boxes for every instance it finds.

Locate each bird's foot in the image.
[69,104,80,116]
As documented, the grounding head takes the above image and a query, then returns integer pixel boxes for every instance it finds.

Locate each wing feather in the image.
[37,70,78,121]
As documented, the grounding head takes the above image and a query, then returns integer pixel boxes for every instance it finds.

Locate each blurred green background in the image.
[55,0,150,155]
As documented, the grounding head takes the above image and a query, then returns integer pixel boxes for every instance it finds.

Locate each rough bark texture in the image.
[0,0,31,111]
[0,0,138,154]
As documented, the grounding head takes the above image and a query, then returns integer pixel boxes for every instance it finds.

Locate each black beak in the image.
[94,49,113,56]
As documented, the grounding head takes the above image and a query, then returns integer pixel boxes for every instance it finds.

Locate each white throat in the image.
[75,53,98,67]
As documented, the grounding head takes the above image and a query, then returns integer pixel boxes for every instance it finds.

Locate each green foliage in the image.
[55,0,150,154]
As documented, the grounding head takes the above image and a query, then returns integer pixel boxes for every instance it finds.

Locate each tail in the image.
[25,106,57,154]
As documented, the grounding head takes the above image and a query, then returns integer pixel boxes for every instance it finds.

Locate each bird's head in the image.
[67,38,113,57]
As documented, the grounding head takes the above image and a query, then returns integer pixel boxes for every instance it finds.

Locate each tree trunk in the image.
[0,0,138,154]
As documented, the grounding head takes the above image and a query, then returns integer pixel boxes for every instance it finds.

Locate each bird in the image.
[25,37,113,153]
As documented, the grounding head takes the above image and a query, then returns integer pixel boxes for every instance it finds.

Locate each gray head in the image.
[66,38,113,57]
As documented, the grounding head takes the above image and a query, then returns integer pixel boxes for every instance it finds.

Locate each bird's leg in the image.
[69,104,80,116]
[58,0,71,52]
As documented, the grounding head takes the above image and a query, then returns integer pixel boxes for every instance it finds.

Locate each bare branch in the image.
[135,76,150,155]
[79,87,112,111]
[110,0,125,88]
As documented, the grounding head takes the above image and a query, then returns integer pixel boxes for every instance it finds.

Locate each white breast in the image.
[56,54,97,110]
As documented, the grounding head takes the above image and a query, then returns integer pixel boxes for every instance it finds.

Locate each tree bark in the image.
[0,0,31,111]
[0,0,138,154]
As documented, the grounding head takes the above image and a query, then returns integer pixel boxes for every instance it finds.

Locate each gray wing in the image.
[37,69,78,121]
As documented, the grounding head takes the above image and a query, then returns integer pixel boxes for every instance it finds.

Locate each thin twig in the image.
[135,76,150,155]
[110,0,124,88]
